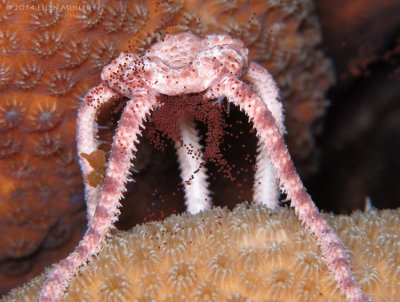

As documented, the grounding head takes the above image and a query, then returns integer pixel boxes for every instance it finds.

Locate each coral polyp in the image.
[3,205,400,301]
[0,95,27,131]
[25,95,63,131]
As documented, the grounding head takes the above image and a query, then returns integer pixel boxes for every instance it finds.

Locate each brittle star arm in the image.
[175,116,212,214]
[244,62,285,209]
[39,89,157,302]
[207,76,370,302]
[77,83,122,221]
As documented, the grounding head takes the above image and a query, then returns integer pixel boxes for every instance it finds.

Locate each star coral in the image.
[3,204,400,301]
[0,0,334,293]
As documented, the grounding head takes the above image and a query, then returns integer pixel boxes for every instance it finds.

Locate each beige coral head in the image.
[4,204,400,301]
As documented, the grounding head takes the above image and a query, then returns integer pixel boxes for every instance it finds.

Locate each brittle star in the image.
[39,32,370,302]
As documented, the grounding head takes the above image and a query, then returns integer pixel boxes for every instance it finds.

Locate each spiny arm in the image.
[207,76,370,302]
[77,83,122,221]
[39,90,157,302]
[244,62,285,209]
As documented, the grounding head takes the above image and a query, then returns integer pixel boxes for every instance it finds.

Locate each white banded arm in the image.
[175,116,212,214]
[77,83,122,221]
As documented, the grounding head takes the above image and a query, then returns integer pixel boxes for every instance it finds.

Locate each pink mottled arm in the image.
[39,90,157,302]
[175,116,212,214]
[77,83,122,221]
[244,62,286,209]
[208,76,370,302]
[244,62,285,133]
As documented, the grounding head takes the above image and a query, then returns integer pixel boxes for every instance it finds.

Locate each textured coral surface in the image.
[0,0,334,293]
[3,204,400,301]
